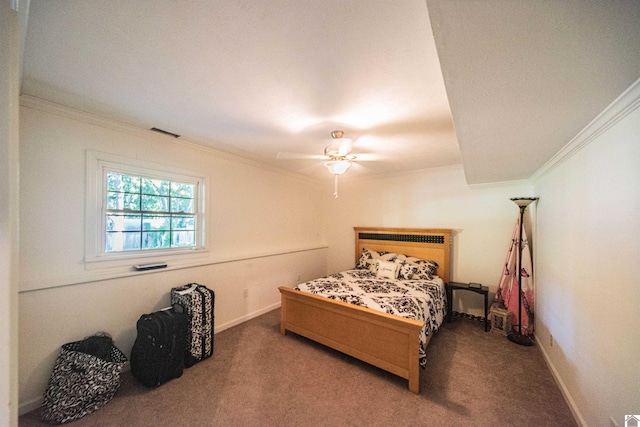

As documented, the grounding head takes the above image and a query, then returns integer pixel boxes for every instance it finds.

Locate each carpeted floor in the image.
[20,308,577,426]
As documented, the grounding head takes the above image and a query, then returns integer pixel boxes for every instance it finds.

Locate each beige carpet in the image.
[20,309,576,426]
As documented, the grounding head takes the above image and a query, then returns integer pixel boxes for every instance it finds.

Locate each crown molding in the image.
[467,177,532,190]
[531,77,640,183]
[18,95,321,184]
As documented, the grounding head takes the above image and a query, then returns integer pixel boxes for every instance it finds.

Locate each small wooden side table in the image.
[446,281,490,331]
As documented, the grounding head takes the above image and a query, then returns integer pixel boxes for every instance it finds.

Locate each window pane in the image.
[103,168,200,254]
[106,214,141,232]
[142,214,170,231]
[171,182,194,198]
[172,231,195,247]
[106,231,141,252]
[171,215,195,230]
[107,191,140,210]
[141,177,170,196]
[141,195,170,212]
[171,197,194,213]
[107,172,140,193]
[142,231,171,249]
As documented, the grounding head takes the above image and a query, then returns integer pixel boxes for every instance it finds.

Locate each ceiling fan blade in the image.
[324,140,352,157]
[346,152,380,162]
[298,162,325,175]
[337,139,353,156]
[276,152,325,160]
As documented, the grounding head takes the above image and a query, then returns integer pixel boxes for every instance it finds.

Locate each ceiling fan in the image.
[323,130,356,172]
[276,129,364,198]
[322,130,358,198]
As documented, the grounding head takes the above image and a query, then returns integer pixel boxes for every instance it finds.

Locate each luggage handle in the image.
[174,284,199,295]
[159,304,185,313]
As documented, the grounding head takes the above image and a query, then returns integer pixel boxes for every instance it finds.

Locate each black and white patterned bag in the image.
[171,283,215,367]
[41,335,127,424]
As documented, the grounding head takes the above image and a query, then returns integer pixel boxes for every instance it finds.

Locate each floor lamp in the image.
[508,197,538,346]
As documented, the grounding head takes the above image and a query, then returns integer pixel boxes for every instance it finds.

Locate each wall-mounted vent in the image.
[150,127,180,138]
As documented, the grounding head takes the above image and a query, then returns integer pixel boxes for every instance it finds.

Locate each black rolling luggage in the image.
[130,306,188,388]
[171,283,215,367]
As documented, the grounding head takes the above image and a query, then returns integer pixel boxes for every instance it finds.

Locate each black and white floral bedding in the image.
[295,269,446,367]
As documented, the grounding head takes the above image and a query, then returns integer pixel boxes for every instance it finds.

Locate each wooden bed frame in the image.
[278,227,452,393]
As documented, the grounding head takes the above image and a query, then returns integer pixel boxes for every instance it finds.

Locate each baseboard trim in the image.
[19,396,42,416]
[534,335,587,427]
[214,302,281,334]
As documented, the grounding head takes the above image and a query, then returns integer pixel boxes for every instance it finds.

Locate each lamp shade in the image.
[324,160,352,175]
[510,197,538,208]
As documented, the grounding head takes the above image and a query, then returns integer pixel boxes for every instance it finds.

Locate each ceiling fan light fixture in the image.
[330,130,344,139]
[324,143,352,158]
[323,131,355,199]
[324,159,352,175]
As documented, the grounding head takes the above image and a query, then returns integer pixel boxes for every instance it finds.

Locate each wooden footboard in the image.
[279,227,451,393]
[279,286,425,393]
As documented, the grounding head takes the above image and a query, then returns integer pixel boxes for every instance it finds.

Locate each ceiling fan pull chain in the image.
[334,174,339,199]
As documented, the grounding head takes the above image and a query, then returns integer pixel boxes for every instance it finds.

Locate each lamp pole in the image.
[507,197,538,346]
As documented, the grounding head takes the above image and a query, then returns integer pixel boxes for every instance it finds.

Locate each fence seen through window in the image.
[105,172,197,252]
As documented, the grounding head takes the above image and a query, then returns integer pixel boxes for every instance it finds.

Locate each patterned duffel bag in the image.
[41,334,127,424]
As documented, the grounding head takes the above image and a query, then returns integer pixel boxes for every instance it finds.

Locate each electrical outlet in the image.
[243,288,248,298]
[549,334,553,347]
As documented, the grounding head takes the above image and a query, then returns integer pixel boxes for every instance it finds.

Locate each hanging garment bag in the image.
[130,306,188,388]
[171,283,215,367]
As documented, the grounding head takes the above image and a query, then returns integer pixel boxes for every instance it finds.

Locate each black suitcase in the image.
[171,283,215,367]
[130,306,188,388]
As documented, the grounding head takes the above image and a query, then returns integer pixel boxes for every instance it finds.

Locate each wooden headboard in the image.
[354,227,452,284]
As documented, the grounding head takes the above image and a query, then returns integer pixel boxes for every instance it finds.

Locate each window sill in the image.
[84,247,209,271]
[19,244,328,293]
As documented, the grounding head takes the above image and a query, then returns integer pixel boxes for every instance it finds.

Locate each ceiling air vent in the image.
[150,127,180,138]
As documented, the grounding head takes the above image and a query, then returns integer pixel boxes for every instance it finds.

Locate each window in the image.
[105,172,197,252]
[86,151,207,265]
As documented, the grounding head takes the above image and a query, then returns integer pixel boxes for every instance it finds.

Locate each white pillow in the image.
[356,248,398,272]
[376,260,399,279]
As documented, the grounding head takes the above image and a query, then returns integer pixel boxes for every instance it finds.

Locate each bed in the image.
[278,227,452,393]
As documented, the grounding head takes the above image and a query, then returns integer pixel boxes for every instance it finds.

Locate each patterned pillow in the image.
[355,248,397,272]
[394,255,438,280]
[376,260,399,279]
[398,262,418,280]
[355,248,374,270]
[412,259,439,280]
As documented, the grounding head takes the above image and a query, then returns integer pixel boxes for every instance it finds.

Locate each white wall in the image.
[533,85,640,427]
[321,166,533,316]
[0,2,20,425]
[18,100,327,411]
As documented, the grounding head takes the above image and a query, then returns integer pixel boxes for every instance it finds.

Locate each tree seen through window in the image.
[105,172,197,252]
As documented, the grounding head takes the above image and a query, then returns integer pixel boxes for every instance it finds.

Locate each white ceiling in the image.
[20,1,640,184]
[427,0,640,184]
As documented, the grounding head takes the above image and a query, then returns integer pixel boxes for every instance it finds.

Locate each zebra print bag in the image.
[41,335,127,424]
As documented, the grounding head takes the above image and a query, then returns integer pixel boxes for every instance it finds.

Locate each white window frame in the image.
[85,151,209,268]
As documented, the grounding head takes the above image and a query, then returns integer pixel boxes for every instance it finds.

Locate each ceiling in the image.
[20,1,640,184]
